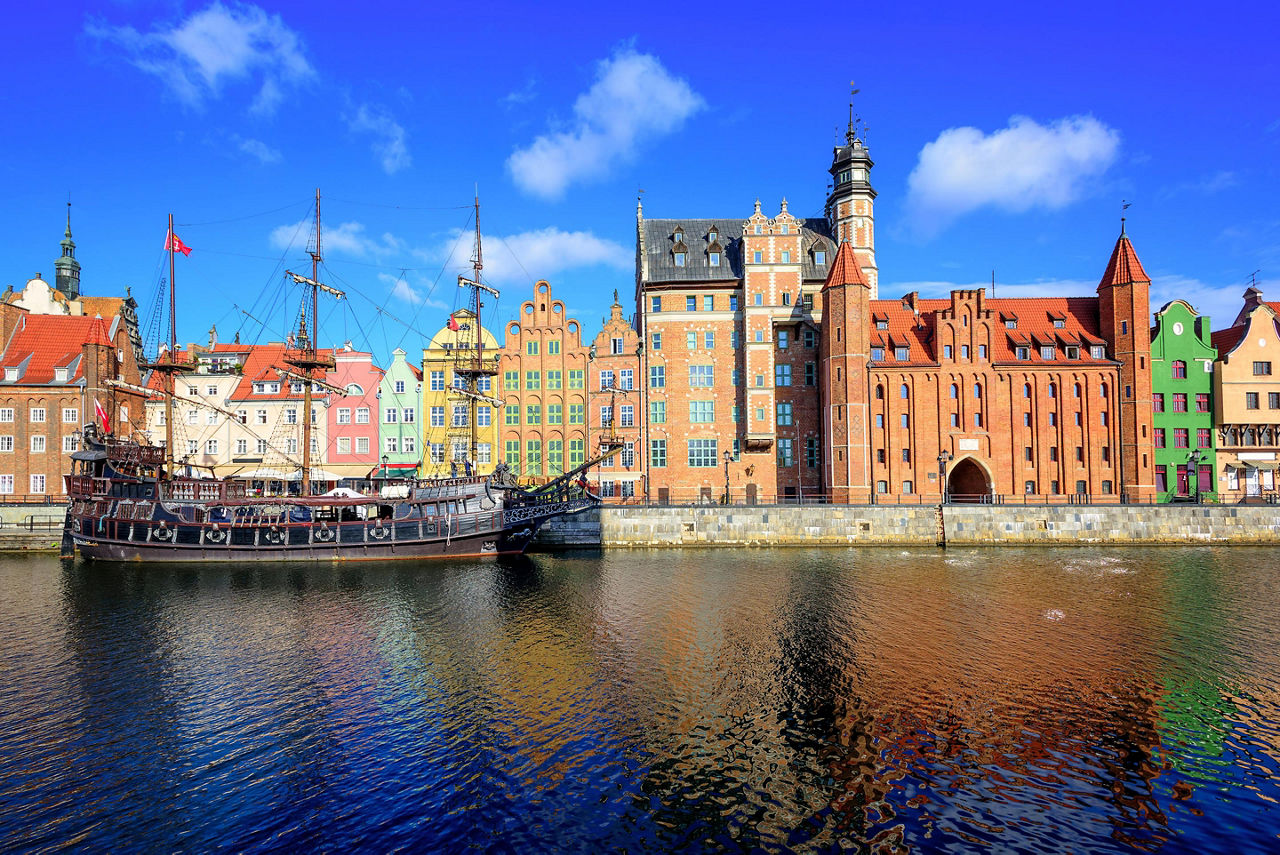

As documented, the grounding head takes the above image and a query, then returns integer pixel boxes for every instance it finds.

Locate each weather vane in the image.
[848,80,861,143]
[1121,199,1131,234]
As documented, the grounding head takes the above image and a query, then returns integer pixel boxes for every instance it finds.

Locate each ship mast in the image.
[453,193,501,469]
[285,189,341,496]
[148,213,195,479]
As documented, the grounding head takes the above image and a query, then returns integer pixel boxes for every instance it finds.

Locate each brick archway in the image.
[947,457,991,503]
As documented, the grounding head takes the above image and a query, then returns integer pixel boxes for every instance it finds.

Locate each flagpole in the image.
[164,213,175,476]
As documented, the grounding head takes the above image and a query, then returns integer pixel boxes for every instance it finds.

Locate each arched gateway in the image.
[947,457,992,503]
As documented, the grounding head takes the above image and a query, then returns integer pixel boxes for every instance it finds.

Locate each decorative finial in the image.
[780,197,789,214]
[613,288,619,304]
[847,80,861,144]
[754,198,762,215]
[1121,199,1131,236]
[65,199,72,238]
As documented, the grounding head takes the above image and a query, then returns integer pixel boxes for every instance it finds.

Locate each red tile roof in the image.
[1211,325,1245,354]
[0,313,120,385]
[1098,234,1150,287]
[822,241,870,290]
[868,295,1109,366]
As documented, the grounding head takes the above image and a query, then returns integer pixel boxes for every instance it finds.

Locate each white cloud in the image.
[234,135,281,164]
[270,218,402,256]
[376,272,446,308]
[423,227,630,283]
[507,49,704,199]
[87,1,314,114]
[346,104,410,174]
[906,116,1121,234]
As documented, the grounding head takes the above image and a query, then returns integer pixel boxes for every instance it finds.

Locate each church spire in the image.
[54,201,81,299]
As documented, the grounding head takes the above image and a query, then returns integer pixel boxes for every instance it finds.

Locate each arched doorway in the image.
[947,457,991,503]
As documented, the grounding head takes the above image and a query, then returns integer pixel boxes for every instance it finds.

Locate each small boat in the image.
[62,194,608,563]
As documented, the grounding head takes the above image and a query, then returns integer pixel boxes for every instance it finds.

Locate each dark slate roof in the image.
[641,217,835,284]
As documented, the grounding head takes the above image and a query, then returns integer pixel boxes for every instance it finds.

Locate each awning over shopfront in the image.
[370,462,420,479]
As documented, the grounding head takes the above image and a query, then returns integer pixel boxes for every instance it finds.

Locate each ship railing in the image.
[160,478,228,503]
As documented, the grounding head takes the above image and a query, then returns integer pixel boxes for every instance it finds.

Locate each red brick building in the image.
[633,116,1155,504]
[821,234,1155,503]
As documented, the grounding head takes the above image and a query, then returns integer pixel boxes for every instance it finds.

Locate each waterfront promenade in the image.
[6,502,1280,553]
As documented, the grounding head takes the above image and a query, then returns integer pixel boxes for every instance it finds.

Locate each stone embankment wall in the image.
[0,504,66,552]
[943,504,1280,545]
[534,504,1280,548]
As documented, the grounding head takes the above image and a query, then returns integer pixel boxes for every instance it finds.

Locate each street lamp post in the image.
[381,453,389,480]
[938,450,953,503]
[723,449,732,505]
[1188,448,1202,504]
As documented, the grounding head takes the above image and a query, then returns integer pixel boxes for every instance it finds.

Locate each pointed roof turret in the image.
[822,240,870,291]
[1098,230,1150,289]
[54,201,81,298]
[85,314,113,348]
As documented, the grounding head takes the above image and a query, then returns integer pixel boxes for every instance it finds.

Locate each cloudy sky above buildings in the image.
[3,1,1277,358]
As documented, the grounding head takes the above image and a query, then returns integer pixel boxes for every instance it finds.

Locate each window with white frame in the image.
[31,435,45,453]
[385,437,399,454]
[0,475,12,494]
[205,439,218,455]
[29,474,45,494]
[62,408,78,423]
[403,408,415,423]
[395,380,405,393]
[256,410,268,424]
[356,407,370,424]
[256,439,268,454]
[337,408,351,424]
[403,436,416,454]
[236,410,247,424]
[0,436,12,452]
[429,371,445,391]
[0,409,12,423]
[206,411,218,425]
[187,440,198,455]
[356,437,369,454]
[63,434,78,453]
[431,407,445,427]
[235,439,248,455]
[384,408,398,423]
[337,437,351,454]
[285,408,298,425]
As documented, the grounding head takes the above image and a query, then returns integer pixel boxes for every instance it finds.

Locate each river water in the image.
[2,547,1279,853]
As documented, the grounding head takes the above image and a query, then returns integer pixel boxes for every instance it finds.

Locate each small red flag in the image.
[447,315,460,331]
[165,230,192,257]
[94,398,111,434]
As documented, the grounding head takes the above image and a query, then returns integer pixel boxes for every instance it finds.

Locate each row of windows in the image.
[871,344,1110,362]
[503,369,586,390]
[0,475,47,494]
[874,445,1107,466]
[1153,393,1212,413]
[0,408,78,423]
[504,403,586,426]
[0,434,80,453]
[503,439,588,476]
[521,340,564,356]
[1245,392,1280,410]
[872,479,1115,496]
[1154,428,1214,449]
[877,381,1110,401]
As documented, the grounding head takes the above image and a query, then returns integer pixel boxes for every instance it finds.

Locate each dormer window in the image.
[709,251,720,267]
[813,245,827,265]
[1091,345,1106,359]
[1040,345,1056,360]
[4,368,16,381]
[1053,318,1065,329]
[673,228,684,243]
[708,228,718,242]
[876,320,888,330]
[1005,319,1017,329]
[55,367,68,383]
[674,252,686,266]
[895,346,910,361]
[1066,345,1080,359]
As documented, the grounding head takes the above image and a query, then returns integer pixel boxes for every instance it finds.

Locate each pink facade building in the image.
[325,346,384,480]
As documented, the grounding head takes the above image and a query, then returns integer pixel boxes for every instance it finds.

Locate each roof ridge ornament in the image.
[847,81,860,144]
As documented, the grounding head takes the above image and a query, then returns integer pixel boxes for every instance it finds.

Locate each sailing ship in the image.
[62,194,613,562]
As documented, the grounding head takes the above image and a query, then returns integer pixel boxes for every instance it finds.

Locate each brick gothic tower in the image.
[825,122,878,297]
[82,315,116,431]
[820,241,873,503]
[1096,226,1156,501]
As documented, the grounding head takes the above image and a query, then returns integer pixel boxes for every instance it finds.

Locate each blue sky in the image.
[3,1,1277,361]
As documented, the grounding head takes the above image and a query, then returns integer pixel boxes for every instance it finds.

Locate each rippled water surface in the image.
[3,547,1280,852]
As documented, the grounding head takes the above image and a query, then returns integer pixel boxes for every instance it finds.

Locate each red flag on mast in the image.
[165,230,192,256]
[447,315,460,331]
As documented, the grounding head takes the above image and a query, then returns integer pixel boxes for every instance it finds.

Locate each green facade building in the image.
[1150,300,1217,500]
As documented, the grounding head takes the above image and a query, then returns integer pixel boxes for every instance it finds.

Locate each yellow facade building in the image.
[421,309,500,478]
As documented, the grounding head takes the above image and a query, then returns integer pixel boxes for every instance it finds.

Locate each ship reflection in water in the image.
[2,548,1279,852]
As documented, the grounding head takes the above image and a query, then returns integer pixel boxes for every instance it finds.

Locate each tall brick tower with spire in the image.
[1096,222,1156,501]
[820,240,873,502]
[54,202,81,299]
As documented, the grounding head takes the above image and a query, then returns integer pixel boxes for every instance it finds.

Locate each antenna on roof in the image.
[992,269,996,299]
[1249,269,1261,289]
[1121,199,1132,235]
